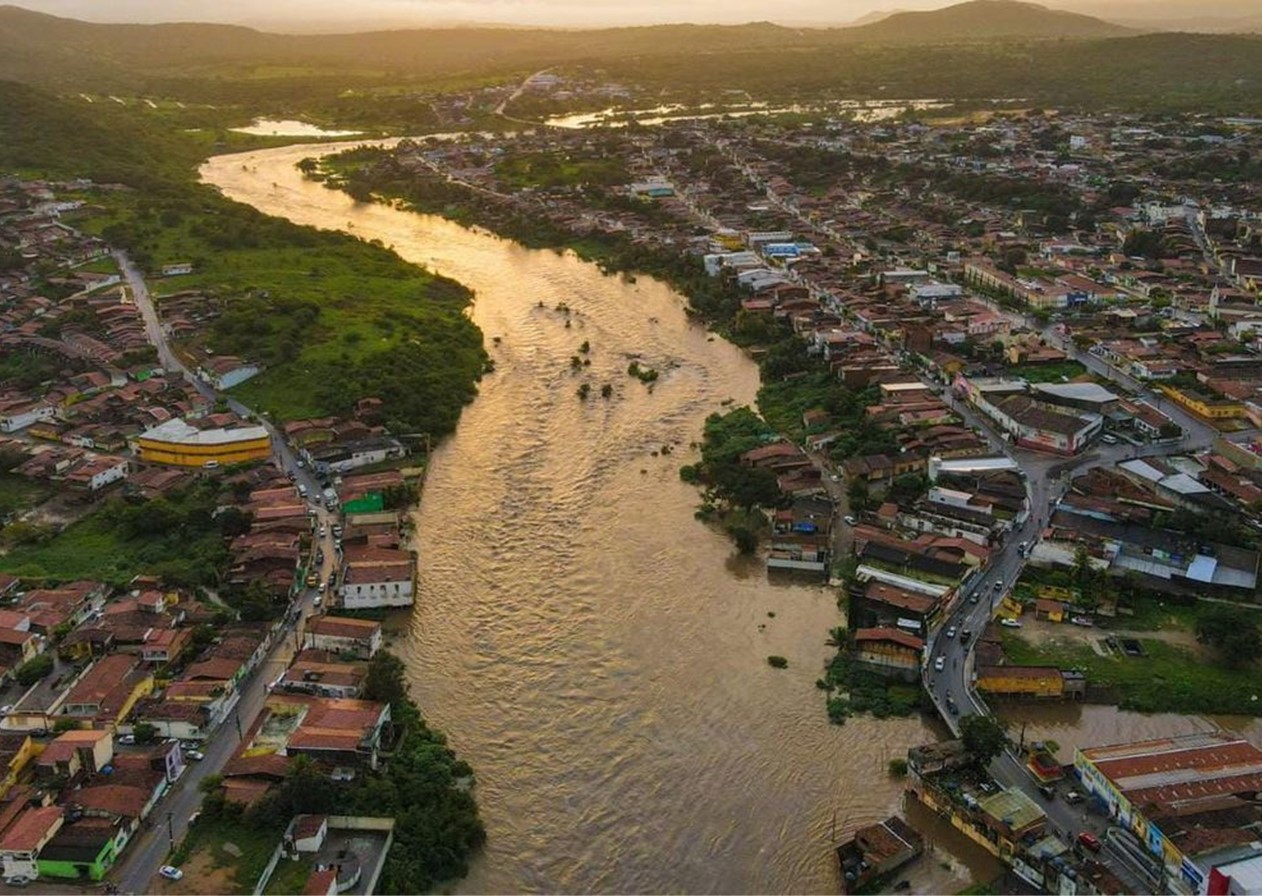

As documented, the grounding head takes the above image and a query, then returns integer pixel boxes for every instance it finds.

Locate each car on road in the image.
[3,875,32,887]
[843,515,857,526]
[159,866,184,881]
[961,628,971,643]
[1038,784,1056,800]
[1101,434,1119,445]
[1077,831,1101,852]
[332,524,343,538]
[945,695,958,715]
[1065,790,1084,804]
[999,618,1023,628]
[316,549,325,565]
[318,525,327,538]
[968,593,979,604]
[313,595,323,608]
[117,734,136,745]
[185,749,205,761]
[305,573,319,588]
[934,656,945,672]
[993,580,1003,591]
[945,626,957,639]
[1070,615,1094,627]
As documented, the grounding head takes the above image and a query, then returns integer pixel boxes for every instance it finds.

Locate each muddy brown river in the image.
[199,143,1258,894]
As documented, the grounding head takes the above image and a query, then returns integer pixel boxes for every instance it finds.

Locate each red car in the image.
[1078,831,1102,852]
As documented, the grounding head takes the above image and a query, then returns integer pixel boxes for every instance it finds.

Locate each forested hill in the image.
[837,0,1136,41]
[0,81,200,187]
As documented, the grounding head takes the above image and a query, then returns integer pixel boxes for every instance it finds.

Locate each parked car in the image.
[945,696,958,715]
[318,525,327,538]
[945,626,957,639]
[1065,790,1084,804]
[0,704,12,715]
[305,573,319,588]
[968,593,979,604]
[316,549,325,565]
[1078,831,1101,852]
[331,524,343,537]
[999,618,1023,629]
[1101,434,1119,445]
[117,734,136,745]
[3,875,32,887]
[188,811,202,827]
[934,656,945,672]
[843,515,858,526]
[1038,784,1056,800]
[313,595,323,608]
[159,866,184,881]
[185,750,205,762]
[1070,616,1094,627]
[993,580,1003,591]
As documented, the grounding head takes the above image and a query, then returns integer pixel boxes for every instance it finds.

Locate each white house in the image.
[0,402,54,433]
[65,455,129,492]
[302,616,383,658]
[338,547,414,610]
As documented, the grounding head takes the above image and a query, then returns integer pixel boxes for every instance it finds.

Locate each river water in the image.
[202,144,1262,894]
[202,143,997,894]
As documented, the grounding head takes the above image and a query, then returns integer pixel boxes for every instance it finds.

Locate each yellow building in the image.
[976,665,1064,699]
[1157,385,1245,421]
[137,418,271,467]
[0,733,38,799]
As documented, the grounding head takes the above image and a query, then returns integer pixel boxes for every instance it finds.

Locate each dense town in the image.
[2,62,1262,894]
[0,174,438,892]
[327,79,1262,896]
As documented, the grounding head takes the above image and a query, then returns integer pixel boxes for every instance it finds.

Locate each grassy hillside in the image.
[3,5,1262,118]
[1,81,487,435]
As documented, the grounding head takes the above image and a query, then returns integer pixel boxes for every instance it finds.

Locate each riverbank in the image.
[317,138,930,732]
[203,143,984,894]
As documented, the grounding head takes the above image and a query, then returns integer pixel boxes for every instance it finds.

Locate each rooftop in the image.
[1080,732,1262,815]
[139,417,268,447]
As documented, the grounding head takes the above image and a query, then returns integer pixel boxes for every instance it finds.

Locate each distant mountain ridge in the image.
[837,0,1137,41]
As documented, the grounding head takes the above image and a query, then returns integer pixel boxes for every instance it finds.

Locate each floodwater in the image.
[544,99,953,129]
[201,142,996,894]
[229,118,363,137]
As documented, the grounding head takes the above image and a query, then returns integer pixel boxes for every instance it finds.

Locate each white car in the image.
[933,656,945,672]
[999,618,1023,629]
[843,515,858,526]
[159,866,184,881]
[945,626,957,639]
[185,750,205,761]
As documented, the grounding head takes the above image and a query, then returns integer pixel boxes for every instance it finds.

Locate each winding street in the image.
[111,253,341,894]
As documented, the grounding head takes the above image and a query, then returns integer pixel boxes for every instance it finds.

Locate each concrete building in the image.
[136,418,271,468]
[1075,732,1262,894]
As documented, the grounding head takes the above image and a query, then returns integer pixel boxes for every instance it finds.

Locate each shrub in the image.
[15,654,53,686]
[767,655,788,669]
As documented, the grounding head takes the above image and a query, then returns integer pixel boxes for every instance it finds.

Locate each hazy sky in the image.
[10,0,1243,29]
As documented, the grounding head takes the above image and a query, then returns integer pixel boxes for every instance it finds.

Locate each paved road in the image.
[109,591,321,894]
[111,254,341,892]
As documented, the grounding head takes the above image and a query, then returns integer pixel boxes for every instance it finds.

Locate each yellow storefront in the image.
[137,418,271,467]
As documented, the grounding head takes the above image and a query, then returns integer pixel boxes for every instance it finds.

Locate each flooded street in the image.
[201,143,990,894]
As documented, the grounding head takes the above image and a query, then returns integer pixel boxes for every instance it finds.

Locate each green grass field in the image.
[82,187,486,433]
[174,815,284,894]
[1001,632,1262,715]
